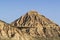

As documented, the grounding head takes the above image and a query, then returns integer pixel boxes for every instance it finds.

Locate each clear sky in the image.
[0,0,60,25]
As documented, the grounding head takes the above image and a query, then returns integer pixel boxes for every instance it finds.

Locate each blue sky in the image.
[0,0,60,25]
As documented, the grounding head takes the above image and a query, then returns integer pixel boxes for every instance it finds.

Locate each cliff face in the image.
[0,10,60,40]
[11,11,60,38]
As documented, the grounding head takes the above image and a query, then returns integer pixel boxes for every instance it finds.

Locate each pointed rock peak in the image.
[11,10,60,28]
[27,10,40,16]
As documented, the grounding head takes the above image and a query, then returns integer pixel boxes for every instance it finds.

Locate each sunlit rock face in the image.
[0,20,36,40]
[0,10,60,40]
[11,10,60,38]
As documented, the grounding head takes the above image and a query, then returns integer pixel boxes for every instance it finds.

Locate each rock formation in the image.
[0,10,60,40]
[0,20,36,40]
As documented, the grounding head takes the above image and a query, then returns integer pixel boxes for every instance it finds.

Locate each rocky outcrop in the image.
[11,10,60,40]
[0,20,36,40]
[0,10,60,40]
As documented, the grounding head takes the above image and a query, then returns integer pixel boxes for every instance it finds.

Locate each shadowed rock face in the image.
[0,10,60,40]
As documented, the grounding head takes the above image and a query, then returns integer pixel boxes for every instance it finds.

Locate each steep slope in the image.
[0,10,60,40]
[0,20,36,40]
[11,10,60,40]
